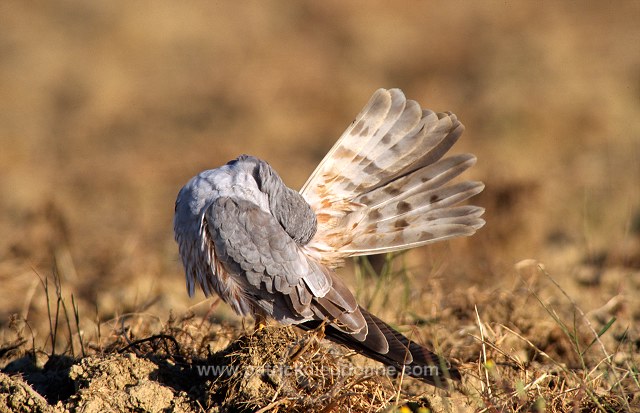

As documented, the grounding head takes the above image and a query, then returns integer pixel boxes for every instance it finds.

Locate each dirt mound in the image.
[201,326,406,411]
[0,322,440,412]
[65,353,189,413]
[0,372,51,413]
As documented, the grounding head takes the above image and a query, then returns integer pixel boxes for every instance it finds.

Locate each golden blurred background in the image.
[1,1,639,347]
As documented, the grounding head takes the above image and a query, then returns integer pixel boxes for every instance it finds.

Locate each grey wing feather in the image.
[207,196,365,332]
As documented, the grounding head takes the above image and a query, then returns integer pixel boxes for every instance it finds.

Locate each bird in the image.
[174,88,485,387]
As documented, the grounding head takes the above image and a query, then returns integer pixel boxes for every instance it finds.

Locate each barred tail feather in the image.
[301,88,484,263]
[343,183,485,255]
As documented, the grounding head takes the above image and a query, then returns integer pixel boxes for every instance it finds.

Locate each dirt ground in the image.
[1,1,639,412]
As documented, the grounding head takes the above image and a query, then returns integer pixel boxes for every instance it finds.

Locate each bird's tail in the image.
[301,306,460,388]
[301,89,484,261]
[340,153,485,256]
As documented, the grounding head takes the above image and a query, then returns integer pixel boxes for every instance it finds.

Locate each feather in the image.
[174,88,483,388]
[301,88,484,264]
[300,306,460,388]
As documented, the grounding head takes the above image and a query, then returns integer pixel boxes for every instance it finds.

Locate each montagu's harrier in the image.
[174,88,484,387]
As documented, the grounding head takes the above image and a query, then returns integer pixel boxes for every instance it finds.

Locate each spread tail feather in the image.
[301,88,484,262]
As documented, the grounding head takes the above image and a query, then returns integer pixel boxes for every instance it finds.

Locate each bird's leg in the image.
[304,320,328,343]
[290,321,328,362]
[311,320,327,341]
[253,313,268,331]
[198,297,221,329]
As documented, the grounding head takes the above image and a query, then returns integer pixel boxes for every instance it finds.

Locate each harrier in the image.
[174,88,484,387]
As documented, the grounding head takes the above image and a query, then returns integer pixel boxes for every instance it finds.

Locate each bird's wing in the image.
[300,88,484,266]
[206,196,367,334]
[208,197,457,372]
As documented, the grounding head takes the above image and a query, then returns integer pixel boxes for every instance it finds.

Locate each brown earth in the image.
[1,1,639,412]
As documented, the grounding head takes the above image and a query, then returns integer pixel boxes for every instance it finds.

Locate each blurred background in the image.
[1,1,639,347]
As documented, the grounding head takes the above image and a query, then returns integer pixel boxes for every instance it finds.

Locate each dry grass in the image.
[1,1,640,411]
[464,262,637,412]
[1,254,637,412]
